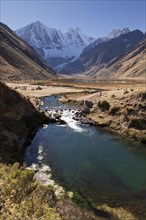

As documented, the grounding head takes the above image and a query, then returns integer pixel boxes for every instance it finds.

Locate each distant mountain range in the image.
[83,28,131,53]
[0,22,57,81]
[15,21,134,73]
[1,21,145,81]
[15,21,95,69]
[62,30,145,77]
[15,22,146,79]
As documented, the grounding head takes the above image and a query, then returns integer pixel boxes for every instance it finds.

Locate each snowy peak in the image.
[15,21,132,73]
[83,27,131,53]
[107,28,131,39]
[15,21,95,68]
[16,21,64,49]
[65,27,94,45]
[16,21,94,51]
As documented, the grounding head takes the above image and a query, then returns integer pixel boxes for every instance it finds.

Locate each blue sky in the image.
[1,0,145,38]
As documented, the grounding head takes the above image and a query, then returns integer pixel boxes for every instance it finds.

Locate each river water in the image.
[25,96,146,216]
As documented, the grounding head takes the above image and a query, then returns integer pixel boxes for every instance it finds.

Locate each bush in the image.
[128,118,146,130]
[0,163,61,220]
[123,90,129,94]
[97,100,110,111]
[109,106,120,116]
[111,94,116,98]
[71,191,88,208]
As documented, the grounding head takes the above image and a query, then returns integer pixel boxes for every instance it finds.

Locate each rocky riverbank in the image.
[0,82,110,220]
[0,82,106,220]
[0,82,50,164]
[59,89,146,144]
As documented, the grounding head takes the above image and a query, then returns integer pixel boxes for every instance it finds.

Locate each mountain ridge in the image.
[59,30,145,78]
[0,22,57,81]
[15,21,95,68]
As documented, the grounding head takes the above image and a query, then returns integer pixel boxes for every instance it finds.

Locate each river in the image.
[25,95,146,217]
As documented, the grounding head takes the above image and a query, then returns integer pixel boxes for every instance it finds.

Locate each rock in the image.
[50,118,57,123]
[96,120,110,127]
[80,107,90,115]
[35,171,54,186]
[79,100,84,106]
[36,85,42,90]
[137,92,146,101]
[84,100,93,108]
[58,119,66,125]
[53,113,61,120]
[89,120,97,126]
[80,118,90,124]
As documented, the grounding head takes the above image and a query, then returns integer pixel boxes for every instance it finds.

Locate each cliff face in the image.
[0,82,46,163]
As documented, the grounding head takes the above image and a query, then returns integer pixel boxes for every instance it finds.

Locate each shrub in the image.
[0,163,61,220]
[97,100,110,111]
[71,191,88,208]
[111,94,116,98]
[109,106,120,116]
[123,90,129,94]
[128,118,146,130]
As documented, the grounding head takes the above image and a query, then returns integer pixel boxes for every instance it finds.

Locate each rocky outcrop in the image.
[0,82,49,164]
[60,91,146,144]
[88,92,146,144]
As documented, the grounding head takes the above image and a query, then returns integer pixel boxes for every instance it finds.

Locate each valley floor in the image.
[58,80,146,144]
[6,79,146,144]
[1,79,146,220]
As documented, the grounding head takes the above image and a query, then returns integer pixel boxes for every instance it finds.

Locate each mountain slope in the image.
[0,22,57,81]
[84,28,131,52]
[60,30,145,78]
[99,39,146,79]
[0,82,47,163]
[15,21,95,68]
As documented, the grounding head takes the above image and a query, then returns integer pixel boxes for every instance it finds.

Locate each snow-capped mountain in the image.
[83,28,131,52]
[15,21,95,68]
[15,22,132,72]
[107,28,131,39]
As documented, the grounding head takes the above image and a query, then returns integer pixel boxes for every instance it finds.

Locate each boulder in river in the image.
[53,113,61,120]
[58,119,66,125]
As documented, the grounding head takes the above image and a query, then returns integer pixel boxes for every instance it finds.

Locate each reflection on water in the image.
[25,96,146,214]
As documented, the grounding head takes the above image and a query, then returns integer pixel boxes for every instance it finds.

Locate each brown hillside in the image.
[0,22,57,81]
[88,39,146,79]
[0,82,47,164]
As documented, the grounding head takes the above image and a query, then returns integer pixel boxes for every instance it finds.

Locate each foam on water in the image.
[60,110,84,132]
[37,144,44,161]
